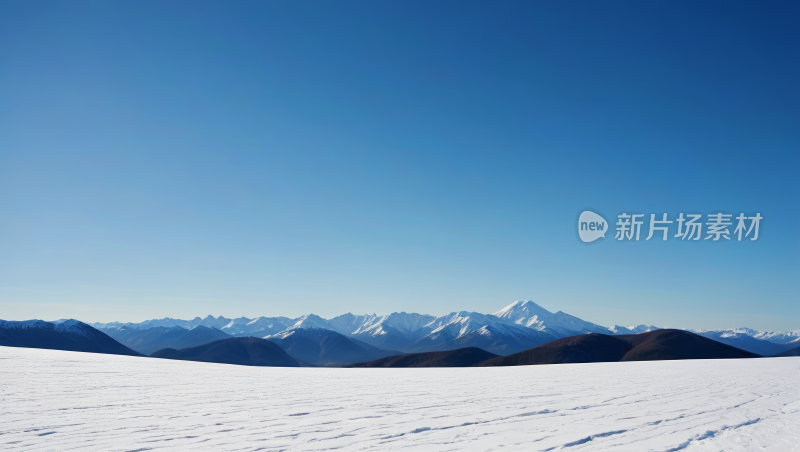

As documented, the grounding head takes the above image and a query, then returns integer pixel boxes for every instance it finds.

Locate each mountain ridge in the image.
[0,319,142,357]
[151,337,301,367]
[81,301,798,356]
[265,327,402,366]
[99,325,231,356]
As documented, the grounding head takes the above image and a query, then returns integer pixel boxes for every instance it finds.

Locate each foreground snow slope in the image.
[1,347,798,451]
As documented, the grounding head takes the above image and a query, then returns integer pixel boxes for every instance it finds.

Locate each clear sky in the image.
[1,1,798,330]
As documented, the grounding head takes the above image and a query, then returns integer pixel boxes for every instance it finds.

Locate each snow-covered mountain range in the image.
[87,301,800,356]
[691,327,800,345]
[688,328,800,356]
[2,319,95,338]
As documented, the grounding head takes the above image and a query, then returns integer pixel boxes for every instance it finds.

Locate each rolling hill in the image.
[475,329,759,366]
[100,325,231,355]
[0,319,142,356]
[772,344,800,357]
[265,328,401,366]
[345,347,499,368]
[151,337,301,367]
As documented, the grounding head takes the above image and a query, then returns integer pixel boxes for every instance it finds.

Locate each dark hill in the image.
[151,337,301,367]
[0,319,142,356]
[100,325,231,355]
[345,347,499,368]
[621,329,760,361]
[266,328,402,366]
[772,344,800,357]
[475,329,759,367]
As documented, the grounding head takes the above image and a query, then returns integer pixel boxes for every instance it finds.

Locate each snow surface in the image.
[2,347,798,451]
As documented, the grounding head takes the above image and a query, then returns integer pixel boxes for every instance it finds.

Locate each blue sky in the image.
[1,1,798,330]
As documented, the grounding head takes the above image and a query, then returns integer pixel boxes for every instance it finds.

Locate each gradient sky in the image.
[1,1,798,330]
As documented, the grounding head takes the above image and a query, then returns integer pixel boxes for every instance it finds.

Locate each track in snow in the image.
[1,346,798,451]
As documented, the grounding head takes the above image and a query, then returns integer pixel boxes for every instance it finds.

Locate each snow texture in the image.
[2,347,798,451]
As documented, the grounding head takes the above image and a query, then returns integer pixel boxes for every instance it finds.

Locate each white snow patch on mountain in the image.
[285,313,336,331]
[608,325,662,334]
[218,316,294,336]
[326,313,383,335]
[265,329,297,340]
[746,330,800,344]
[476,325,493,337]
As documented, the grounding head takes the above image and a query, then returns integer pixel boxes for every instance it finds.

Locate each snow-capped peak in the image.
[420,311,534,341]
[285,314,335,331]
[492,301,608,337]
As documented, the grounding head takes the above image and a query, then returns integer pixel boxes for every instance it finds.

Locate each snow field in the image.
[1,346,798,451]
